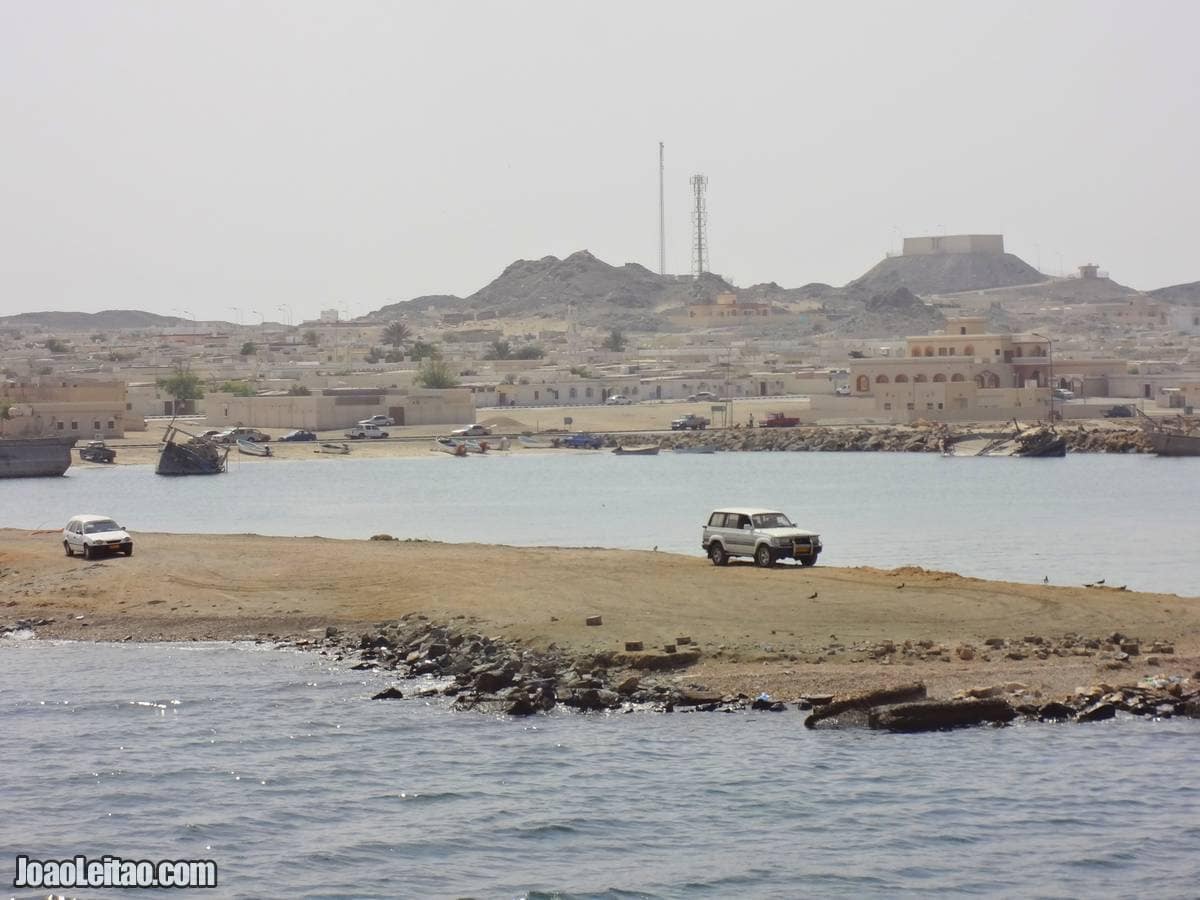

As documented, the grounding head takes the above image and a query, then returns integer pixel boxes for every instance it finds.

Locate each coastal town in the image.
[2,235,1199,466]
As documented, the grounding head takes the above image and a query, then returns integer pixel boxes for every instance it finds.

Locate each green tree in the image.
[0,399,12,421]
[90,333,106,343]
[601,329,626,352]
[302,329,319,347]
[415,359,460,389]
[157,369,204,415]
[44,337,70,353]
[365,346,384,363]
[381,321,412,352]
[513,344,545,360]
[485,339,512,360]
[240,341,257,356]
[218,380,256,397]
[569,365,591,378]
[409,340,440,360]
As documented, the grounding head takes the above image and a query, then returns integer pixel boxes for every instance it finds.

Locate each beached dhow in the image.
[156,423,228,475]
[0,436,77,478]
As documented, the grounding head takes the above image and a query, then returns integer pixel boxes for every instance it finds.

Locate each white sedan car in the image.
[452,424,492,436]
[605,395,634,405]
[63,514,133,559]
[359,415,395,427]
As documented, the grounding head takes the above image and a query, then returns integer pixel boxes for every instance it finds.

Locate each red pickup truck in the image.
[760,412,801,428]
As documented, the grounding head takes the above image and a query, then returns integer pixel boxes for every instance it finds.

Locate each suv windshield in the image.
[84,520,119,534]
[752,513,793,529]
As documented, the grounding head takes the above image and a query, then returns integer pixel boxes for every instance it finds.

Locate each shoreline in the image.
[3,530,1197,715]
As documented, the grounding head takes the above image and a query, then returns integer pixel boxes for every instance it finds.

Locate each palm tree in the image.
[381,321,412,352]
[485,339,512,360]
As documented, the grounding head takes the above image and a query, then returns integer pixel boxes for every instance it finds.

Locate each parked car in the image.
[559,432,603,449]
[280,429,317,442]
[358,415,395,427]
[63,514,133,560]
[760,412,801,428]
[671,414,710,431]
[834,386,851,396]
[346,423,389,439]
[1103,405,1134,418]
[214,427,271,444]
[605,395,634,405]
[199,429,223,440]
[452,424,492,437]
[1052,388,1075,400]
[687,392,719,402]
[701,507,822,568]
[78,440,116,463]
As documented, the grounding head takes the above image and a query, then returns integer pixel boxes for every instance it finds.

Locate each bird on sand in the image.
[896,582,906,589]
[808,591,819,599]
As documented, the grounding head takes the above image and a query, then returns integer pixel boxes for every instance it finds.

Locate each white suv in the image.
[702,507,821,568]
[63,515,133,559]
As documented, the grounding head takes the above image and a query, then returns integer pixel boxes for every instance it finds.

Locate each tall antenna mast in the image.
[658,142,666,275]
[690,173,708,280]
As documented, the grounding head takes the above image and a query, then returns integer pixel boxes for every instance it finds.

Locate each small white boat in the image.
[316,442,351,455]
[432,439,468,457]
[236,439,272,457]
[612,444,660,456]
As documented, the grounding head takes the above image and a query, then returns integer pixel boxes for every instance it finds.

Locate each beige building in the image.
[0,380,132,438]
[902,234,1005,256]
[205,387,474,430]
[685,292,772,320]
[849,317,1052,422]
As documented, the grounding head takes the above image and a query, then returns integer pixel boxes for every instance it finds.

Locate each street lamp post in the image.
[1031,332,1055,421]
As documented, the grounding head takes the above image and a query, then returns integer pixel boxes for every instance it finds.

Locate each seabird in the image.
[808,591,819,599]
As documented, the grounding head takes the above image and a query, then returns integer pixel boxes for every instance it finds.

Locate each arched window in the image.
[875,374,890,384]
[894,374,909,383]
[933,373,947,383]
[974,375,984,387]
[937,347,947,356]
[924,346,935,357]
[913,374,928,383]
[585,387,593,398]
[569,387,577,399]
[979,371,999,388]
[950,373,965,382]
[964,345,974,357]
[856,375,869,392]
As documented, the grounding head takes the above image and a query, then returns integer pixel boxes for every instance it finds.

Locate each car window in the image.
[84,520,119,534]
[708,512,726,527]
[737,515,752,529]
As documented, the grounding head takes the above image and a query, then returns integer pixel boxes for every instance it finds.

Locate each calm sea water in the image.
[3,640,1199,899]
[1,453,1198,594]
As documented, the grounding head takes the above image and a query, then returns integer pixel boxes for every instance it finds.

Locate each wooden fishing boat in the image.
[432,439,468,457]
[156,423,228,475]
[1138,411,1200,456]
[612,444,660,456]
[316,442,351,455]
[236,438,272,457]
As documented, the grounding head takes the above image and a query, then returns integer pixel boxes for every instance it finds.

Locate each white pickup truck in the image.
[345,423,389,439]
[702,507,822,568]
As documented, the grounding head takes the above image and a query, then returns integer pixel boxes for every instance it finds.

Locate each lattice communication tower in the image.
[689,173,708,280]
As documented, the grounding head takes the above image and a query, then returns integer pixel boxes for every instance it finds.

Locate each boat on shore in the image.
[316,442,351,455]
[156,424,228,476]
[0,436,77,478]
[1138,412,1200,456]
[432,438,468,457]
[1013,425,1067,458]
[613,444,660,456]
[236,439,273,457]
[518,435,557,449]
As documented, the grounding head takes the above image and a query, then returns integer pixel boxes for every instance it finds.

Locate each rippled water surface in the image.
[3,642,1199,898]
[2,452,1199,593]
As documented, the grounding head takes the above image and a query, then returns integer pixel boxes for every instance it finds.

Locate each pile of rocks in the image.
[304,616,758,717]
[601,425,1149,455]
[815,632,1175,669]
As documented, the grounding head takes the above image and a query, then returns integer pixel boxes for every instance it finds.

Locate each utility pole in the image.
[658,142,666,275]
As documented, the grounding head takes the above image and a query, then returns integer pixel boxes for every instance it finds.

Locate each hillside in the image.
[1149,281,1200,305]
[0,309,187,330]
[371,250,737,330]
[847,252,1045,297]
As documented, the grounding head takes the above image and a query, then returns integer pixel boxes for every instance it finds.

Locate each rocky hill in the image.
[1149,281,1200,305]
[833,287,946,337]
[371,250,737,330]
[0,310,188,330]
[847,252,1045,297]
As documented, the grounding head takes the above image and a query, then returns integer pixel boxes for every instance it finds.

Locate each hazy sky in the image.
[2,1,1197,322]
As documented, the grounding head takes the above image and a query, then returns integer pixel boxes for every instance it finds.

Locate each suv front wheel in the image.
[755,545,775,568]
[708,543,728,567]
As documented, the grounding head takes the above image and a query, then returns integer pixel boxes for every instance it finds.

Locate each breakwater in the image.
[604,423,1150,453]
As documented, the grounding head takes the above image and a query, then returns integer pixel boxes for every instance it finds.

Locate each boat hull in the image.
[0,437,76,478]
[156,440,228,475]
[1147,432,1200,457]
[236,439,271,457]
[613,446,660,456]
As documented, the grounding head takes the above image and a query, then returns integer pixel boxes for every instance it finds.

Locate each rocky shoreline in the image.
[601,423,1150,454]
[264,615,1200,733]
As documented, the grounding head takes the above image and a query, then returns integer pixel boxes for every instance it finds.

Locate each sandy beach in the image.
[3,529,1196,700]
